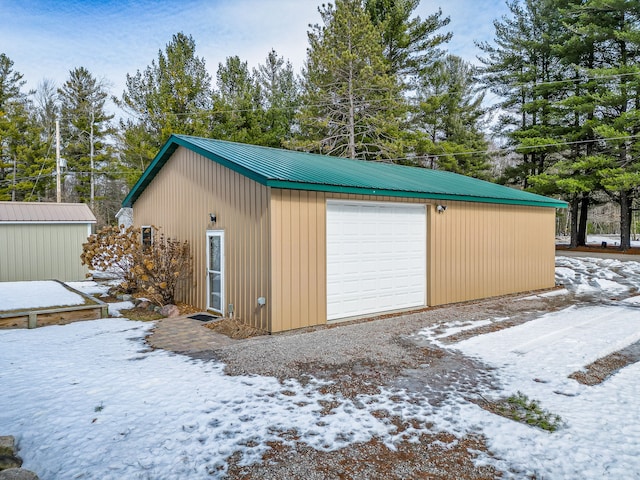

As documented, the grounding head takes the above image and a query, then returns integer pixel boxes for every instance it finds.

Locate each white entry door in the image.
[206,230,224,315]
[326,201,426,320]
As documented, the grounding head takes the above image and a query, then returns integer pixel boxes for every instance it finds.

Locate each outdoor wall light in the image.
[436,204,447,214]
[209,213,217,223]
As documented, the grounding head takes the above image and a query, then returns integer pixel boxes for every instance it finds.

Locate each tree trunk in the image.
[570,196,579,248]
[347,38,356,159]
[577,195,589,246]
[620,190,631,251]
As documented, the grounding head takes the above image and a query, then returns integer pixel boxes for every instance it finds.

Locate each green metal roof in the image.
[122,134,568,209]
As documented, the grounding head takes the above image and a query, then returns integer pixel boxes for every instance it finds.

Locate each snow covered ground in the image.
[1,320,397,479]
[65,280,134,317]
[1,256,639,479]
[555,255,640,301]
[0,281,86,311]
[417,256,640,478]
[556,233,640,248]
[418,304,640,478]
[0,280,133,317]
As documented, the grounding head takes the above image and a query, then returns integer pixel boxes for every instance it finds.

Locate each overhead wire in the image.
[1,131,637,188]
[5,69,638,188]
[398,133,640,161]
[480,71,640,89]
[46,69,640,123]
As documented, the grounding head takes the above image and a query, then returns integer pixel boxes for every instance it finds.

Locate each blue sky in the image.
[1,0,509,101]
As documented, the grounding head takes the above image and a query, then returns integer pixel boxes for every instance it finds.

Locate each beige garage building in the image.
[123,135,566,333]
[0,202,96,282]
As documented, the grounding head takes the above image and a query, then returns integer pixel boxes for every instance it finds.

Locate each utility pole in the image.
[56,119,61,203]
[89,109,94,210]
[11,157,16,201]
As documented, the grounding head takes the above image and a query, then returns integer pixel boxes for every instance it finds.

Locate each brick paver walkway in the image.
[146,316,235,353]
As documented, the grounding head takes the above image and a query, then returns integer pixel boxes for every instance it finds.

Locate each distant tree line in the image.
[0,0,638,249]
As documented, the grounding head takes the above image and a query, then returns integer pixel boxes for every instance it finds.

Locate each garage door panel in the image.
[327,201,426,321]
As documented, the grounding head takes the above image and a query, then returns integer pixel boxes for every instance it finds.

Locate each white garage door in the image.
[326,201,426,321]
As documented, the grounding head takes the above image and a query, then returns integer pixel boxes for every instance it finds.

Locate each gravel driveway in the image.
[184,291,574,479]
[207,291,569,382]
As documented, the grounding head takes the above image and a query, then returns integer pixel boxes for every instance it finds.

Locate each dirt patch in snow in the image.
[118,308,164,321]
[569,340,640,385]
[226,431,500,480]
[436,317,533,344]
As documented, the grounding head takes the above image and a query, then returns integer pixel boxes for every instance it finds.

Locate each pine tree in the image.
[0,53,26,200]
[254,50,299,147]
[58,66,114,207]
[117,32,212,179]
[479,0,569,186]
[210,56,264,144]
[364,0,451,85]
[9,105,53,202]
[414,55,490,178]
[292,0,406,160]
[480,0,640,250]
[546,0,600,246]
[0,54,52,202]
[530,0,640,249]
[479,0,599,246]
[573,0,640,250]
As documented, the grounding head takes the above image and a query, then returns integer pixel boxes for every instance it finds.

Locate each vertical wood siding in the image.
[427,201,557,305]
[269,189,327,332]
[271,192,556,331]
[0,224,90,282]
[132,147,271,330]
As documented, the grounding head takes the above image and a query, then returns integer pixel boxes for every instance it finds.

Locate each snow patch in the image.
[417,317,510,346]
[65,280,112,297]
[108,301,135,317]
[519,288,569,301]
[0,281,86,311]
[592,278,628,293]
[448,304,640,478]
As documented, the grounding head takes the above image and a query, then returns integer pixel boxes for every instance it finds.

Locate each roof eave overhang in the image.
[265,180,568,208]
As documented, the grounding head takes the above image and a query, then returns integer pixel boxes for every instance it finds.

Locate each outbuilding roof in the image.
[123,134,567,209]
[0,202,97,223]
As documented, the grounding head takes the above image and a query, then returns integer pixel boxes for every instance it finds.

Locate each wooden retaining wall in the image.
[0,281,108,329]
